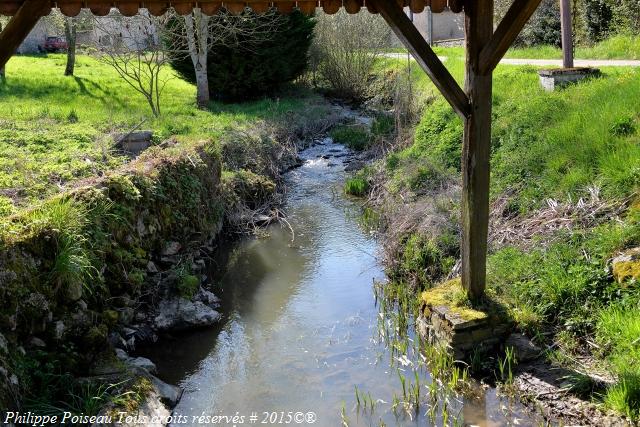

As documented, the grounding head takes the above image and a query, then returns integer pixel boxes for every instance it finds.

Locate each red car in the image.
[40,36,68,53]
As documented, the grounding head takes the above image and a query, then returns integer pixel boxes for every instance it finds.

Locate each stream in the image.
[140,131,542,426]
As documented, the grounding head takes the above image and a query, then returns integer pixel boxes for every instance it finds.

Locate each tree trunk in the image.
[0,22,5,85]
[185,11,210,108]
[64,17,77,76]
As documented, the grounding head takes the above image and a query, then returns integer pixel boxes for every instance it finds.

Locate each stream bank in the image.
[0,99,341,417]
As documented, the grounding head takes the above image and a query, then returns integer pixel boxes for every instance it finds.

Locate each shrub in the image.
[170,10,314,102]
[311,10,390,102]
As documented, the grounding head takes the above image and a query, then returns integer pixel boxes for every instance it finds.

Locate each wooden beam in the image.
[371,0,470,118]
[462,0,493,300]
[478,0,543,74]
[0,0,50,71]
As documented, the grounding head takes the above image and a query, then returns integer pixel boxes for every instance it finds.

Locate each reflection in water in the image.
[142,141,541,426]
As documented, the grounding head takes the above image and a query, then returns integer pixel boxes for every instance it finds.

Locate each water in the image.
[141,140,542,426]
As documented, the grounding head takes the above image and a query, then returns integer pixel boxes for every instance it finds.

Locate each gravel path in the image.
[383,52,640,67]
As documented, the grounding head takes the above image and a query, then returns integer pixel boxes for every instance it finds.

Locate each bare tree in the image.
[0,20,6,85]
[184,10,210,108]
[92,11,173,117]
[64,17,77,76]
[311,10,391,101]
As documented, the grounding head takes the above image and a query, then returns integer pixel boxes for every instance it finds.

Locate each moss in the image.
[422,279,488,322]
[613,260,640,283]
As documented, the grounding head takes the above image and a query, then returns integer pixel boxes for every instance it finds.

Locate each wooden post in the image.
[461,0,493,300]
[560,0,574,68]
[0,0,50,71]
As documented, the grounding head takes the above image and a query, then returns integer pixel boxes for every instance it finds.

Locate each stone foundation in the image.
[418,279,512,360]
[538,67,601,91]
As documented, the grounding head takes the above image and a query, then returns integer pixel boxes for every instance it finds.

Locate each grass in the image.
[374,42,640,419]
[344,176,369,196]
[0,54,322,213]
[330,124,371,150]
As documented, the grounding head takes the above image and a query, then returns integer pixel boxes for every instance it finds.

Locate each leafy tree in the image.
[169,9,315,103]
[584,0,614,41]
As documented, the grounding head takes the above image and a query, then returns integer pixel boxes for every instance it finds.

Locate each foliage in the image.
[510,0,561,47]
[584,0,614,41]
[169,10,315,102]
[413,101,463,171]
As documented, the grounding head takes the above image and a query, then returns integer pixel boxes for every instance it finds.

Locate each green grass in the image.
[382,56,640,211]
[0,54,321,213]
[344,176,369,196]
[330,124,371,150]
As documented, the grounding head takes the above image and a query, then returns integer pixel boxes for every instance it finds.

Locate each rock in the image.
[54,321,65,340]
[0,334,7,354]
[611,247,640,283]
[129,357,156,373]
[136,216,147,237]
[121,327,137,338]
[77,299,88,311]
[115,348,129,360]
[66,281,84,302]
[162,241,181,256]
[115,348,157,374]
[146,260,159,273]
[505,333,541,362]
[195,288,221,307]
[153,298,221,331]
[29,337,46,348]
[108,332,127,349]
[149,375,182,408]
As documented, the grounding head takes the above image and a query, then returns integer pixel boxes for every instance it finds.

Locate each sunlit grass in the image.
[0,54,321,211]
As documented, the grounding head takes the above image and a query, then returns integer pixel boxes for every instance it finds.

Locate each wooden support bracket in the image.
[478,0,543,74]
[0,0,50,71]
[371,0,470,118]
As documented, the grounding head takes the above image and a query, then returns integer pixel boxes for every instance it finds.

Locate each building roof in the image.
[0,0,464,18]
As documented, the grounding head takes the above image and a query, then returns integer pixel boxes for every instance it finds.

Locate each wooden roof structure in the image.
[1,0,463,17]
[0,0,545,300]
